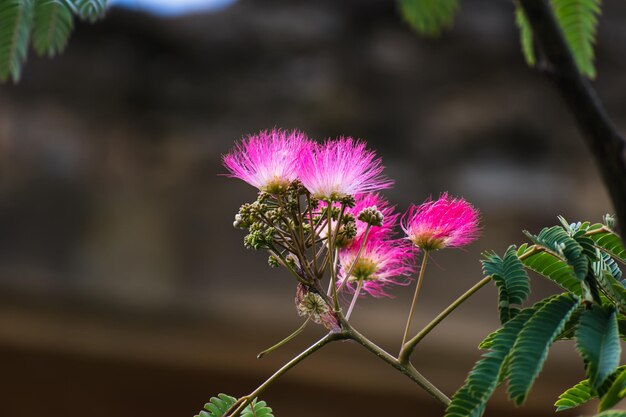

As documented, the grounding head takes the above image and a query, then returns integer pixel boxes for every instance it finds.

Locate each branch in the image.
[518,0,626,231]
[398,276,492,364]
[346,325,451,406]
[225,332,344,416]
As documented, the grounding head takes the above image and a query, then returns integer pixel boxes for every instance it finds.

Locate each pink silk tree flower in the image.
[337,237,416,298]
[223,129,312,193]
[402,193,480,251]
[298,137,393,200]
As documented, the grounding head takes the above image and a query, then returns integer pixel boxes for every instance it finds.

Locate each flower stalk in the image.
[399,275,492,364]
[401,251,430,348]
[257,318,310,359]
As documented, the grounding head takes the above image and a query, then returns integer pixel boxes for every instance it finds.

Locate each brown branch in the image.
[518,0,626,231]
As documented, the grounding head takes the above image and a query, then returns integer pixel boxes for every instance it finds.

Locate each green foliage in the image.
[507,293,579,405]
[551,0,601,78]
[196,394,274,417]
[460,217,626,416]
[517,243,582,295]
[196,394,237,417]
[575,306,621,390]
[525,226,588,281]
[445,308,535,417]
[32,0,73,57]
[599,368,626,412]
[0,0,106,83]
[482,245,530,324]
[554,366,626,412]
[587,224,626,264]
[72,0,106,22]
[557,305,584,340]
[594,412,626,417]
[0,0,33,82]
[241,400,274,417]
[398,0,458,37]
[554,378,593,411]
[512,0,602,78]
[514,3,535,66]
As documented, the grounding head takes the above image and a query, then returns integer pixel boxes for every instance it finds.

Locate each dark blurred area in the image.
[0,0,625,415]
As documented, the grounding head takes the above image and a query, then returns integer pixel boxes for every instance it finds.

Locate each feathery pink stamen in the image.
[298,137,393,200]
[223,129,312,193]
[402,193,480,251]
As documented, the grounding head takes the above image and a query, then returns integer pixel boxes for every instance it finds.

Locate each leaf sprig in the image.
[0,0,107,82]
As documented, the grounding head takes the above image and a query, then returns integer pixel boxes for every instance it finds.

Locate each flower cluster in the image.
[337,193,416,298]
[224,129,391,201]
[223,128,480,323]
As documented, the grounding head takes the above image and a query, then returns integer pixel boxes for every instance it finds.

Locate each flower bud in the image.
[357,206,384,227]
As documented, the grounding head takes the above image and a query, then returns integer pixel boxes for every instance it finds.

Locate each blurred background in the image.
[0,0,625,415]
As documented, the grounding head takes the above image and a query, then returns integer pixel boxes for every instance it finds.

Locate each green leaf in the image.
[551,0,601,78]
[482,245,530,324]
[507,293,579,405]
[196,395,274,417]
[594,412,626,417]
[0,0,33,82]
[576,306,621,390]
[241,399,274,417]
[446,308,535,417]
[599,368,626,412]
[596,270,626,310]
[554,365,626,411]
[196,394,237,417]
[514,2,536,66]
[554,378,593,411]
[618,315,626,341]
[70,0,106,22]
[32,0,74,57]
[557,305,584,340]
[398,0,458,37]
[587,224,626,264]
[525,225,589,281]
[517,243,582,295]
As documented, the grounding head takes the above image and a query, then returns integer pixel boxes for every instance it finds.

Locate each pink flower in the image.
[402,193,480,251]
[298,137,393,200]
[338,237,416,298]
[223,129,312,193]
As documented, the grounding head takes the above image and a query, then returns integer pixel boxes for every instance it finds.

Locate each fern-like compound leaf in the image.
[70,0,106,22]
[554,378,593,411]
[482,245,530,324]
[517,243,582,295]
[0,0,33,82]
[599,368,626,412]
[596,270,626,310]
[514,2,536,66]
[196,394,237,417]
[587,223,626,264]
[575,305,621,390]
[398,0,458,37]
[241,400,274,417]
[551,0,601,78]
[507,293,579,405]
[525,226,589,281]
[446,308,535,417]
[32,0,74,57]
[195,395,274,417]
